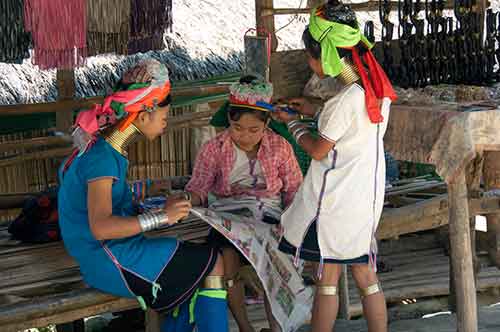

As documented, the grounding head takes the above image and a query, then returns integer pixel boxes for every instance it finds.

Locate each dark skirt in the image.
[122,241,218,312]
[207,228,248,264]
[279,221,369,264]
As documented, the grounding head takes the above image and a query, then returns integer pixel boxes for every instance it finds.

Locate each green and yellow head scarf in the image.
[306,3,397,124]
[308,6,373,77]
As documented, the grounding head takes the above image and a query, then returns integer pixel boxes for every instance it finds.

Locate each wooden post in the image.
[307,0,326,7]
[448,170,478,332]
[337,266,350,320]
[255,0,277,51]
[483,151,500,268]
[56,69,76,133]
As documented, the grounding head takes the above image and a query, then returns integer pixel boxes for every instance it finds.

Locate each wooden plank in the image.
[0,84,230,117]
[0,294,137,332]
[377,195,500,240]
[448,171,478,332]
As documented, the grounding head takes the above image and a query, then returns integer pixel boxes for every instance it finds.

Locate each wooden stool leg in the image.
[145,309,161,332]
[484,151,500,268]
[448,170,478,332]
[338,265,350,320]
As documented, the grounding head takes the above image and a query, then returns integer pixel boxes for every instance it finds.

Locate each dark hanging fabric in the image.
[0,0,31,64]
[87,0,131,56]
[127,0,173,54]
[24,0,87,70]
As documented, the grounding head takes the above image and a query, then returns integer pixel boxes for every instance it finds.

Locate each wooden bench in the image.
[1,181,500,331]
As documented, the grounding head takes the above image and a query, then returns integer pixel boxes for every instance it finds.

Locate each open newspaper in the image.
[142,196,313,332]
[191,197,313,332]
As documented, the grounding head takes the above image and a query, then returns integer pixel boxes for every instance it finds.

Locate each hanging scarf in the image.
[308,6,397,123]
[0,0,31,64]
[72,59,171,154]
[24,0,86,70]
[87,0,130,56]
[128,0,173,54]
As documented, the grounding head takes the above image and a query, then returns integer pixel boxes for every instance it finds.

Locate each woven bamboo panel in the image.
[0,105,197,197]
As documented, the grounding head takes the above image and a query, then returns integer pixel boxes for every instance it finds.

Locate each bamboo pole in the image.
[0,147,72,168]
[0,84,230,117]
[0,137,71,153]
[262,1,463,16]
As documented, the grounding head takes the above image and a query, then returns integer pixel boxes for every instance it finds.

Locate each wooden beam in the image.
[261,1,457,16]
[0,292,137,332]
[376,194,500,240]
[448,171,478,332]
[0,84,231,117]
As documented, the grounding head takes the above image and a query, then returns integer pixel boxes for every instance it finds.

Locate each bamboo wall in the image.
[0,105,202,195]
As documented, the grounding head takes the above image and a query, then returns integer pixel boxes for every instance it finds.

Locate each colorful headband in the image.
[72,59,171,152]
[228,79,273,112]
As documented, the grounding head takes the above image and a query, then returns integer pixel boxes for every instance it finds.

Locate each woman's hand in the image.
[163,195,192,225]
[272,109,299,124]
[286,97,316,117]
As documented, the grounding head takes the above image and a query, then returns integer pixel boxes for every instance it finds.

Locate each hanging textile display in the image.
[87,0,130,56]
[0,0,31,64]
[24,0,86,70]
[128,0,173,54]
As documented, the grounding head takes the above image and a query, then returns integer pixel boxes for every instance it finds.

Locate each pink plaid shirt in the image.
[186,130,303,207]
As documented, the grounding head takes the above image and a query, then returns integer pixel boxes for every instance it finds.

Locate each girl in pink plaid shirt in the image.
[186,77,302,332]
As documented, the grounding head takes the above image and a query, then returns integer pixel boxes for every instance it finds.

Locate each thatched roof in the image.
[0,0,380,105]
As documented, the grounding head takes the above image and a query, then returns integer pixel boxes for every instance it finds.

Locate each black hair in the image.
[227,75,270,123]
[239,75,258,84]
[158,94,171,107]
[228,105,270,123]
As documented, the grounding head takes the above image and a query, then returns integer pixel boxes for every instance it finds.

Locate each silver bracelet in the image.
[295,130,309,143]
[287,120,301,131]
[293,126,308,139]
[138,210,169,232]
[183,191,192,202]
[291,125,307,137]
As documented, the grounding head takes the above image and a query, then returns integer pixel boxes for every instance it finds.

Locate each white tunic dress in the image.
[281,83,391,261]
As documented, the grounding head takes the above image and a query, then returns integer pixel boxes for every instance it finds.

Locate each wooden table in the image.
[385,104,500,332]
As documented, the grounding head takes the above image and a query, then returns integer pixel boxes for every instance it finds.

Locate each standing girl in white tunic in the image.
[276,1,397,331]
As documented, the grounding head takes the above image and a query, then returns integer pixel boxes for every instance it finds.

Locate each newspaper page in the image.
[190,200,313,332]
